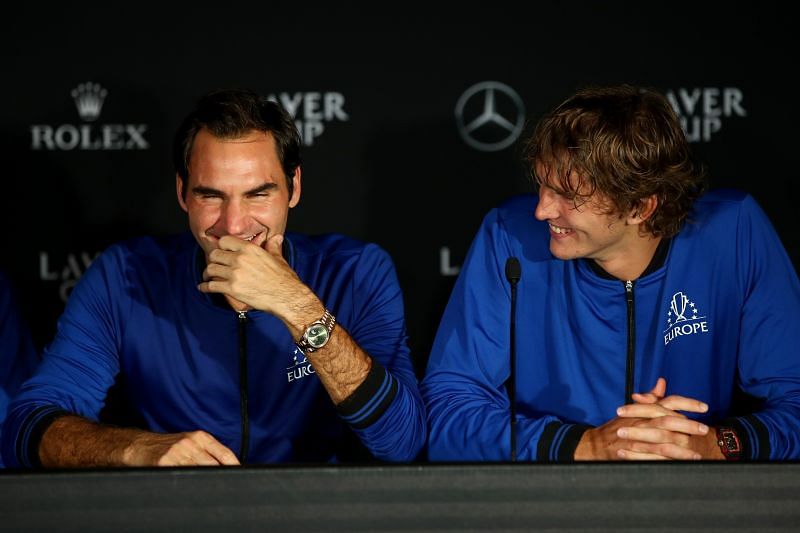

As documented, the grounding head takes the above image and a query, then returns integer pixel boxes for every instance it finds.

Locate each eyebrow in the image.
[191,182,279,197]
[192,186,224,196]
[245,182,279,195]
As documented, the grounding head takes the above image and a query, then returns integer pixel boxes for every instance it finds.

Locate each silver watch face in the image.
[306,323,330,348]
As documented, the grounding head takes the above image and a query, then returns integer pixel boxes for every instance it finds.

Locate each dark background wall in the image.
[1,3,795,376]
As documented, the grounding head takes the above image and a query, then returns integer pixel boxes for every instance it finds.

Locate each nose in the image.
[218,198,249,237]
[534,187,558,221]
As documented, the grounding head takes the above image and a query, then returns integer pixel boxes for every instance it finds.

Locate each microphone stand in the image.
[505,258,521,462]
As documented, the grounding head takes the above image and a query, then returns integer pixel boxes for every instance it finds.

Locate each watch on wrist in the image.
[716,426,743,461]
[296,309,336,354]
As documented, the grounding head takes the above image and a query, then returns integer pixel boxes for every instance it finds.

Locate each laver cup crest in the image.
[670,292,689,322]
[664,291,709,346]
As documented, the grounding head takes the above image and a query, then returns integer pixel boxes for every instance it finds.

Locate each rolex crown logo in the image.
[71,82,108,122]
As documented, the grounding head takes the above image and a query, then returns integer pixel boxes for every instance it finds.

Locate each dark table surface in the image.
[1,462,799,532]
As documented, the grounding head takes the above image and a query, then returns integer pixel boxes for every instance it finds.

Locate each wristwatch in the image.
[296,309,336,354]
[716,426,743,461]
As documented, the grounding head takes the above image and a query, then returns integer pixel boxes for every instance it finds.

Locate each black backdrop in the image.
[2,3,795,376]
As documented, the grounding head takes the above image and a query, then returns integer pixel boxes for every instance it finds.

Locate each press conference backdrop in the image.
[2,3,794,375]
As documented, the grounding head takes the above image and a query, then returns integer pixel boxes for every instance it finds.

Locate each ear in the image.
[288,166,302,208]
[626,194,658,225]
[176,174,188,213]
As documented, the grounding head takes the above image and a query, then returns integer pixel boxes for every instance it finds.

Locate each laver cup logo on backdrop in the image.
[665,87,747,143]
[30,81,149,150]
[455,81,526,152]
[267,92,349,146]
[39,251,99,303]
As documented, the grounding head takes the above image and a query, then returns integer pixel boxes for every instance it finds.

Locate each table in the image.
[1,462,798,531]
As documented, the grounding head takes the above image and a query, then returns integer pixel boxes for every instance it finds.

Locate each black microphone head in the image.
[505,257,521,283]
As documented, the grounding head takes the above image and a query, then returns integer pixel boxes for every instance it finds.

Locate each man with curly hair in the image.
[422,84,800,461]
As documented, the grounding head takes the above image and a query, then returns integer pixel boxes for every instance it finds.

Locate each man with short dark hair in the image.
[421,84,800,461]
[2,88,425,467]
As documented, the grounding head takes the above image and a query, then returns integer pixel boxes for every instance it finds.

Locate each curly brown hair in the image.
[524,85,705,237]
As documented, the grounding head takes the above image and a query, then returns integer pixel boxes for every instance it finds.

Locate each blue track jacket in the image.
[421,190,800,461]
[2,232,425,467]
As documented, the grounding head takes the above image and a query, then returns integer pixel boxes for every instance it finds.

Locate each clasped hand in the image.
[577,378,711,460]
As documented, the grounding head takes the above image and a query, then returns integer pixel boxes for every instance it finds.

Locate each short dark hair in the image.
[524,84,705,238]
[173,88,302,198]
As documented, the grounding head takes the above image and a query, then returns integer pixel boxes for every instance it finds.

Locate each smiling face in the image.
[532,162,658,279]
[176,128,301,260]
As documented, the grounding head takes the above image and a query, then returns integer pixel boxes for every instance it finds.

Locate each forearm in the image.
[423,384,567,462]
[574,426,605,460]
[279,293,372,405]
[307,328,372,404]
[722,409,800,460]
[39,414,147,467]
[426,406,510,461]
[343,374,426,462]
[39,415,240,467]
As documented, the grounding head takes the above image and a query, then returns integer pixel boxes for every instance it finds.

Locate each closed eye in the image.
[246,183,278,198]
[192,186,224,200]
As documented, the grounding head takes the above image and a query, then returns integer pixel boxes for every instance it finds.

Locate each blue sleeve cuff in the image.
[16,406,71,468]
[536,421,591,462]
[718,414,771,460]
[336,362,398,430]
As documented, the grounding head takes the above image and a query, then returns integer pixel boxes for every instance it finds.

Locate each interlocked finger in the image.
[626,440,702,460]
[656,394,709,414]
[617,403,687,419]
[619,425,691,447]
[617,449,669,461]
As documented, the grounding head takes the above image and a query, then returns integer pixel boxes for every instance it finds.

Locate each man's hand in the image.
[574,378,711,461]
[611,377,724,460]
[124,430,240,467]
[575,413,710,461]
[198,234,318,322]
[613,397,711,460]
[630,376,667,404]
[197,234,372,406]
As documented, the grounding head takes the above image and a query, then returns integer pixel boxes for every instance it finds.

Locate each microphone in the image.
[505,257,521,462]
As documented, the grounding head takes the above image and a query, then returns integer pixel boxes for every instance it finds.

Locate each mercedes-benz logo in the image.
[455,81,526,152]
